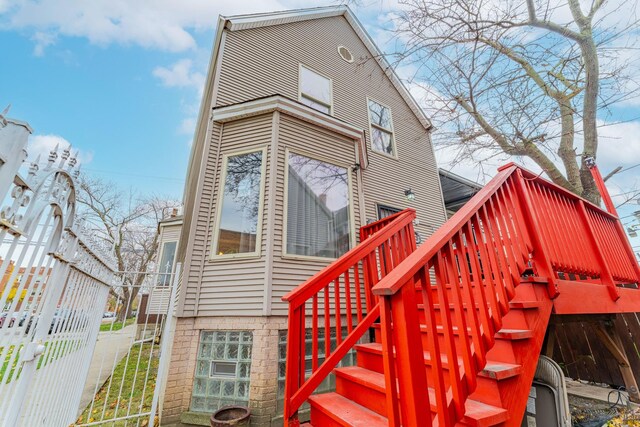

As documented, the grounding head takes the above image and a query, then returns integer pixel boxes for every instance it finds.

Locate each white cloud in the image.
[179,117,197,135]
[31,32,56,56]
[2,0,288,53]
[153,59,205,91]
[27,134,93,167]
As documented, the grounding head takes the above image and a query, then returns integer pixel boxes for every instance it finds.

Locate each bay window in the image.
[212,148,266,258]
[286,152,351,258]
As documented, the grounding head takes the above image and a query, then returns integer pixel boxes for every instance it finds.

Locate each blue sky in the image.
[2,0,640,248]
[0,0,381,198]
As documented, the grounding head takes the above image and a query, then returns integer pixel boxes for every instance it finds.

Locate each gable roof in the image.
[222,5,431,130]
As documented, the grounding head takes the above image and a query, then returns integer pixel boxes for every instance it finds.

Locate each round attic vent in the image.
[338,46,354,63]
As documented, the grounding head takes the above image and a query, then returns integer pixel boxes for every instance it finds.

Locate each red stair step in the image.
[508,300,542,309]
[334,366,508,426]
[372,322,532,340]
[355,342,522,380]
[494,329,533,340]
[308,392,388,427]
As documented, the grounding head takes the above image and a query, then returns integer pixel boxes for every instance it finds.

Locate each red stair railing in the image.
[370,164,640,426]
[281,163,640,427]
[281,208,417,426]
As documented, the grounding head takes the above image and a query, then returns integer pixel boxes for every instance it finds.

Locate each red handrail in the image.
[370,164,640,425]
[281,209,417,426]
[360,209,410,241]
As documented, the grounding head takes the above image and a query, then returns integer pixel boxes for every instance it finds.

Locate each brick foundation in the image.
[161,316,287,426]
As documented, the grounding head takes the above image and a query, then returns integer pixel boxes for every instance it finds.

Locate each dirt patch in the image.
[570,394,640,427]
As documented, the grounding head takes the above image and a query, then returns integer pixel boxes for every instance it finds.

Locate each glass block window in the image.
[190,331,253,413]
[276,328,356,416]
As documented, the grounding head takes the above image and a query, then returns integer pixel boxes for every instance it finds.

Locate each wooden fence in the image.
[548,313,640,388]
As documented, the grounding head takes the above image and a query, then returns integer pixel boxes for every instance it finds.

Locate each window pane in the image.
[216,151,263,255]
[300,65,331,107]
[157,241,177,286]
[211,361,237,377]
[287,153,350,258]
[371,127,394,156]
[377,205,401,219]
[368,100,392,130]
[300,95,330,114]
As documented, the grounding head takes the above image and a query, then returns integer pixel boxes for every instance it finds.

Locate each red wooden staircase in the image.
[282,164,640,427]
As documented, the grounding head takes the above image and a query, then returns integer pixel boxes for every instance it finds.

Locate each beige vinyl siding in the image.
[177,122,221,316]
[181,114,273,316]
[270,115,360,315]
[216,15,446,243]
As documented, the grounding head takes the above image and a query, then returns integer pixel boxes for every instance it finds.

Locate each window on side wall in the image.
[299,64,332,114]
[157,241,177,286]
[212,148,266,258]
[377,204,402,220]
[367,99,395,157]
[285,152,351,259]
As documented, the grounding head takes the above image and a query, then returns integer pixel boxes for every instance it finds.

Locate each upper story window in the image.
[212,148,266,258]
[368,99,396,157]
[299,64,332,114]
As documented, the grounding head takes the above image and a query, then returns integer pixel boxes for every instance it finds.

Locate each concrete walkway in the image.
[77,323,137,415]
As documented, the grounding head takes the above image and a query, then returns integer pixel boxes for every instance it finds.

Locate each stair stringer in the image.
[492,281,554,427]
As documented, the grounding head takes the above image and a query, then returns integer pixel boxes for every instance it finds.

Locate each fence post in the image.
[0,116,30,199]
[151,262,182,425]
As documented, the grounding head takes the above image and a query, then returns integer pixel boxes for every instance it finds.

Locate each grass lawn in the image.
[100,317,136,332]
[74,342,159,426]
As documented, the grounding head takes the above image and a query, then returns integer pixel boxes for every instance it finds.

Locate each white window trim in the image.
[282,148,355,262]
[366,97,397,159]
[298,63,333,115]
[210,146,268,261]
[337,45,354,63]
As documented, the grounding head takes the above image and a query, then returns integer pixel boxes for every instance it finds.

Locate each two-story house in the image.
[162,6,448,426]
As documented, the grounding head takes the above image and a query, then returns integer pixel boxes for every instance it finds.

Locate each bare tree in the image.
[389,0,639,203]
[76,176,180,320]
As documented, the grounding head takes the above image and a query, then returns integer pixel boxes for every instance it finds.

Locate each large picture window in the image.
[212,149,265,258]
[368,99,395,156]
[299,64,332,114]
[286,152,351,258]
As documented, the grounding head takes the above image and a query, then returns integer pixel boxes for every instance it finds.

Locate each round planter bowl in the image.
[210,406,251,427]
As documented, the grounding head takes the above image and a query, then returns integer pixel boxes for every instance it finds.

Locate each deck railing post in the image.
[576,200,620,301]
[387,282,431,426]
[512,170,559,298]
[283,306,302,427]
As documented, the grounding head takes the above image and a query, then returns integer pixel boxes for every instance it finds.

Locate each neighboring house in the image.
[1,258,52,311]
[162,6,449,426]
[438,169,483,217]
[136,212,182,339]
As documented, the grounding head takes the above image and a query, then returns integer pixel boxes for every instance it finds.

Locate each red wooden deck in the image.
[282,164,640,426]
